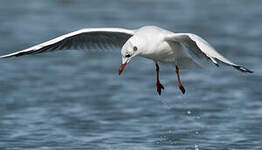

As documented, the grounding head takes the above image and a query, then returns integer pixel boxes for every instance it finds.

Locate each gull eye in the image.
[125,54,131,58]
[133,46,137,51]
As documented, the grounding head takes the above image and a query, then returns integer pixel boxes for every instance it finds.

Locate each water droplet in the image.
[195,144,199,150]
[195,131,199,135]
[187,110,191,115]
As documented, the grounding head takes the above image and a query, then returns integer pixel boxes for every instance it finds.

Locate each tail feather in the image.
[175,57,202,69]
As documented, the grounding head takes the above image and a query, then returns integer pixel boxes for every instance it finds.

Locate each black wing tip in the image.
[233,65,254,73]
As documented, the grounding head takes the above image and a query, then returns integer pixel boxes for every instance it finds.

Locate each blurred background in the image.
[0,0,261,149]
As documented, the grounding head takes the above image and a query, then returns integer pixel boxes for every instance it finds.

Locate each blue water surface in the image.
[0,0,261,149]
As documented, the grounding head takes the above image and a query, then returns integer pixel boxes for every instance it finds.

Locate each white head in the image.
[118,36,143,75]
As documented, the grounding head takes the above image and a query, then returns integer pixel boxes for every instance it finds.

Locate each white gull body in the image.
[0,26,253,95]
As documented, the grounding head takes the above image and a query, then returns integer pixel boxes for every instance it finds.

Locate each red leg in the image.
[155,62,164,95]
[176,66,185,94]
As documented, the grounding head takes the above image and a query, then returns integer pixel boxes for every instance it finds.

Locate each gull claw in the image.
[156,81,164,95]
[179,85,185,94]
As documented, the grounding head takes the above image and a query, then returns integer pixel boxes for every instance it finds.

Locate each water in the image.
[0,0,262,149]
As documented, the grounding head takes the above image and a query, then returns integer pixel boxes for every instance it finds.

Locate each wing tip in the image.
[0,54,11,58]
[0,53,18,58]
[233,65,254,73]
[0,50,33,58]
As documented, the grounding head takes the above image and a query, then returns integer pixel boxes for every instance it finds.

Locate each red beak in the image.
[118,62,127,75]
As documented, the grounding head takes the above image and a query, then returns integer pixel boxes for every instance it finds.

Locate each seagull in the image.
[0,26,253,95]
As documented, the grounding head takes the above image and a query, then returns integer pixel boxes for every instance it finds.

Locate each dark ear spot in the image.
[133,46,138,51]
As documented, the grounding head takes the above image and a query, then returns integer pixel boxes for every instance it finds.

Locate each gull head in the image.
[118,36,143,75]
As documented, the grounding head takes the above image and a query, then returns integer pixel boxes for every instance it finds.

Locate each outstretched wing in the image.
[165,33,253,73]
[0,28,134,58]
